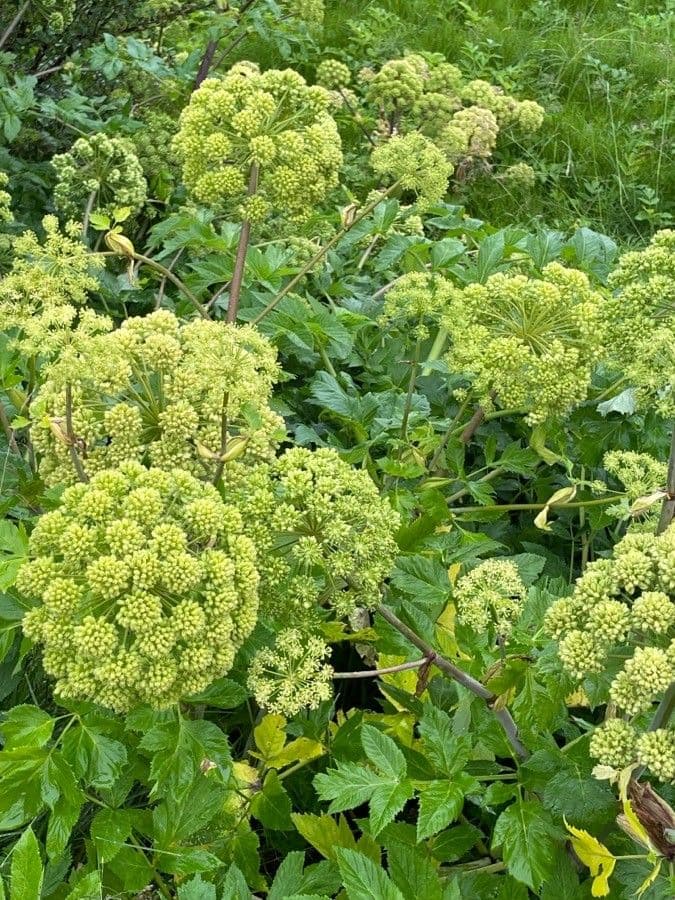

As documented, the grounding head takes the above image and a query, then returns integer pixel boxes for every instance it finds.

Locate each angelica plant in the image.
[545,524,675,782]
[31,310,284,486]
[18,462,259,711]
[232,447,400,621]
[454,559,527,637]
[442,263,606,424]
[52,134,147,228]
[0,216,108,359]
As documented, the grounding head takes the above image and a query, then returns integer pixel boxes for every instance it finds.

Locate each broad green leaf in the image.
[159,846,222,876]
[176,874,217,900]
[388,844,443,900]
[0,705,54,749]
[65,872,102,900]
[62,724,127,791]
[186,677,248,708]
[314,762,382,812]
[220,863,251,900]
[91,808,132,863]
[361,725,406,780]
[291,813,357,860]
[418,705,470,777]
[492,800,562,891]
[253,714,286,761]
[268,853,341,900]
[368,780,415,837]
[0,748,47,829]
[417,781,465,841]
[9,827,43,900]
[335,848,405,900]
[250,770,293,830]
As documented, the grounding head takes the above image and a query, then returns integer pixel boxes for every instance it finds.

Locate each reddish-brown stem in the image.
[376,604,529,760]
[227,163,259,324]
[460,405,486,443]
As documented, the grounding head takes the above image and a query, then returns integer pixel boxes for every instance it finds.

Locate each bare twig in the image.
[64,384,89,483]
[376,603,529,760]
[657,422,675,535]
[155,248,185,309]
[0,0,29,50]
[194,39,219,89]
[333,657,430,679]
[81,188,98,243]
[227,163,259,324]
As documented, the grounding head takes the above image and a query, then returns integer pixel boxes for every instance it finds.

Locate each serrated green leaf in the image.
[335,848,405,900]
[250,770,293,830]
[314,761,382,812]
[418,705,470,777]
[91,808,132,863]
[220,863,251,900]
[0,705,54,749]
[388,844,443,900]
[416,781,465,841]
[176,874,217,900]
[64,872,102,900]
[369,780,414,837]
[291,813,357,860]
[492,800,562,891]
[9,827,43,900]
[361,725,406,780]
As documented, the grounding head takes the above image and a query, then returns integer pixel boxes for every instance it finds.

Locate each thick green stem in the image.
[447,495,622,514]
[421,326,448,377]
[376,604,529,760]
[400,337,422,443]
[251,181,401,325]
[657,422,675,535]
[649,682,675,733]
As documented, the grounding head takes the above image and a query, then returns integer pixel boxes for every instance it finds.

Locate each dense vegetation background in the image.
[0,1,673,897]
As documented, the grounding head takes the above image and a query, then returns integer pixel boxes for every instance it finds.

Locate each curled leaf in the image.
[564,818,616,897]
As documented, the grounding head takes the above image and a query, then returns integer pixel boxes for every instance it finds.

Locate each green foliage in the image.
[0,0,673,897]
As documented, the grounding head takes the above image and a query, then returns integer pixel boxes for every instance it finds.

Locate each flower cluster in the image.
[442,263,606,423]
[546,524,675,781]
[0,216,107,357]
[370,133,453,206]
[232,447,400,620]
[603,450,667,501]
[173,63,342,224]
[18,463,259,711]
[32,310,284,486]
[604,230,675,417]
[247,628,333,716]
[6,0,74,36]
[454,559,527,636]
[0,173,12,224]
[501,162,537,189]
[360,53,544,173]
[380,271,454,338]
[316,59,351,90]
[52,134,147,220]
[131,112,179,202]
[285,0,324,27]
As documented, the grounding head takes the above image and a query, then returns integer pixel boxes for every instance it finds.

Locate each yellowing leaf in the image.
[252,713,286,762]
[266,736,324,770]
[447,563,461,586]
[547,485,578,506]
[533,506,550,531]
[637,859,662,897]
[565,819,616,897]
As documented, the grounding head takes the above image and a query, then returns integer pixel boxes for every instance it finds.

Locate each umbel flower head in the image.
[0,172,12,224]
[604,230,675,417]
[173,62,342,224]
[370,133,453,206]
[454,559,527,636]
[545,523,675,781]
[17,463,259,711]
[442,263,606,424]
[380,271,454,338]
[0,216,108,358]
[248,628,333,716]
[232,447,400,620]
[32,310,284,486]
[52,134,147,220]
[603,450,667,501]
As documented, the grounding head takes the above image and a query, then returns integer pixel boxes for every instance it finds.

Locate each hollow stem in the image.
[252,181,402,325]
[400,336,422,443]
[376,604,529,760]
[447,495,622,514]
[421,326,448,377]
[65,383,89,484]
[657,421,675,535]
[227,163,259,324]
